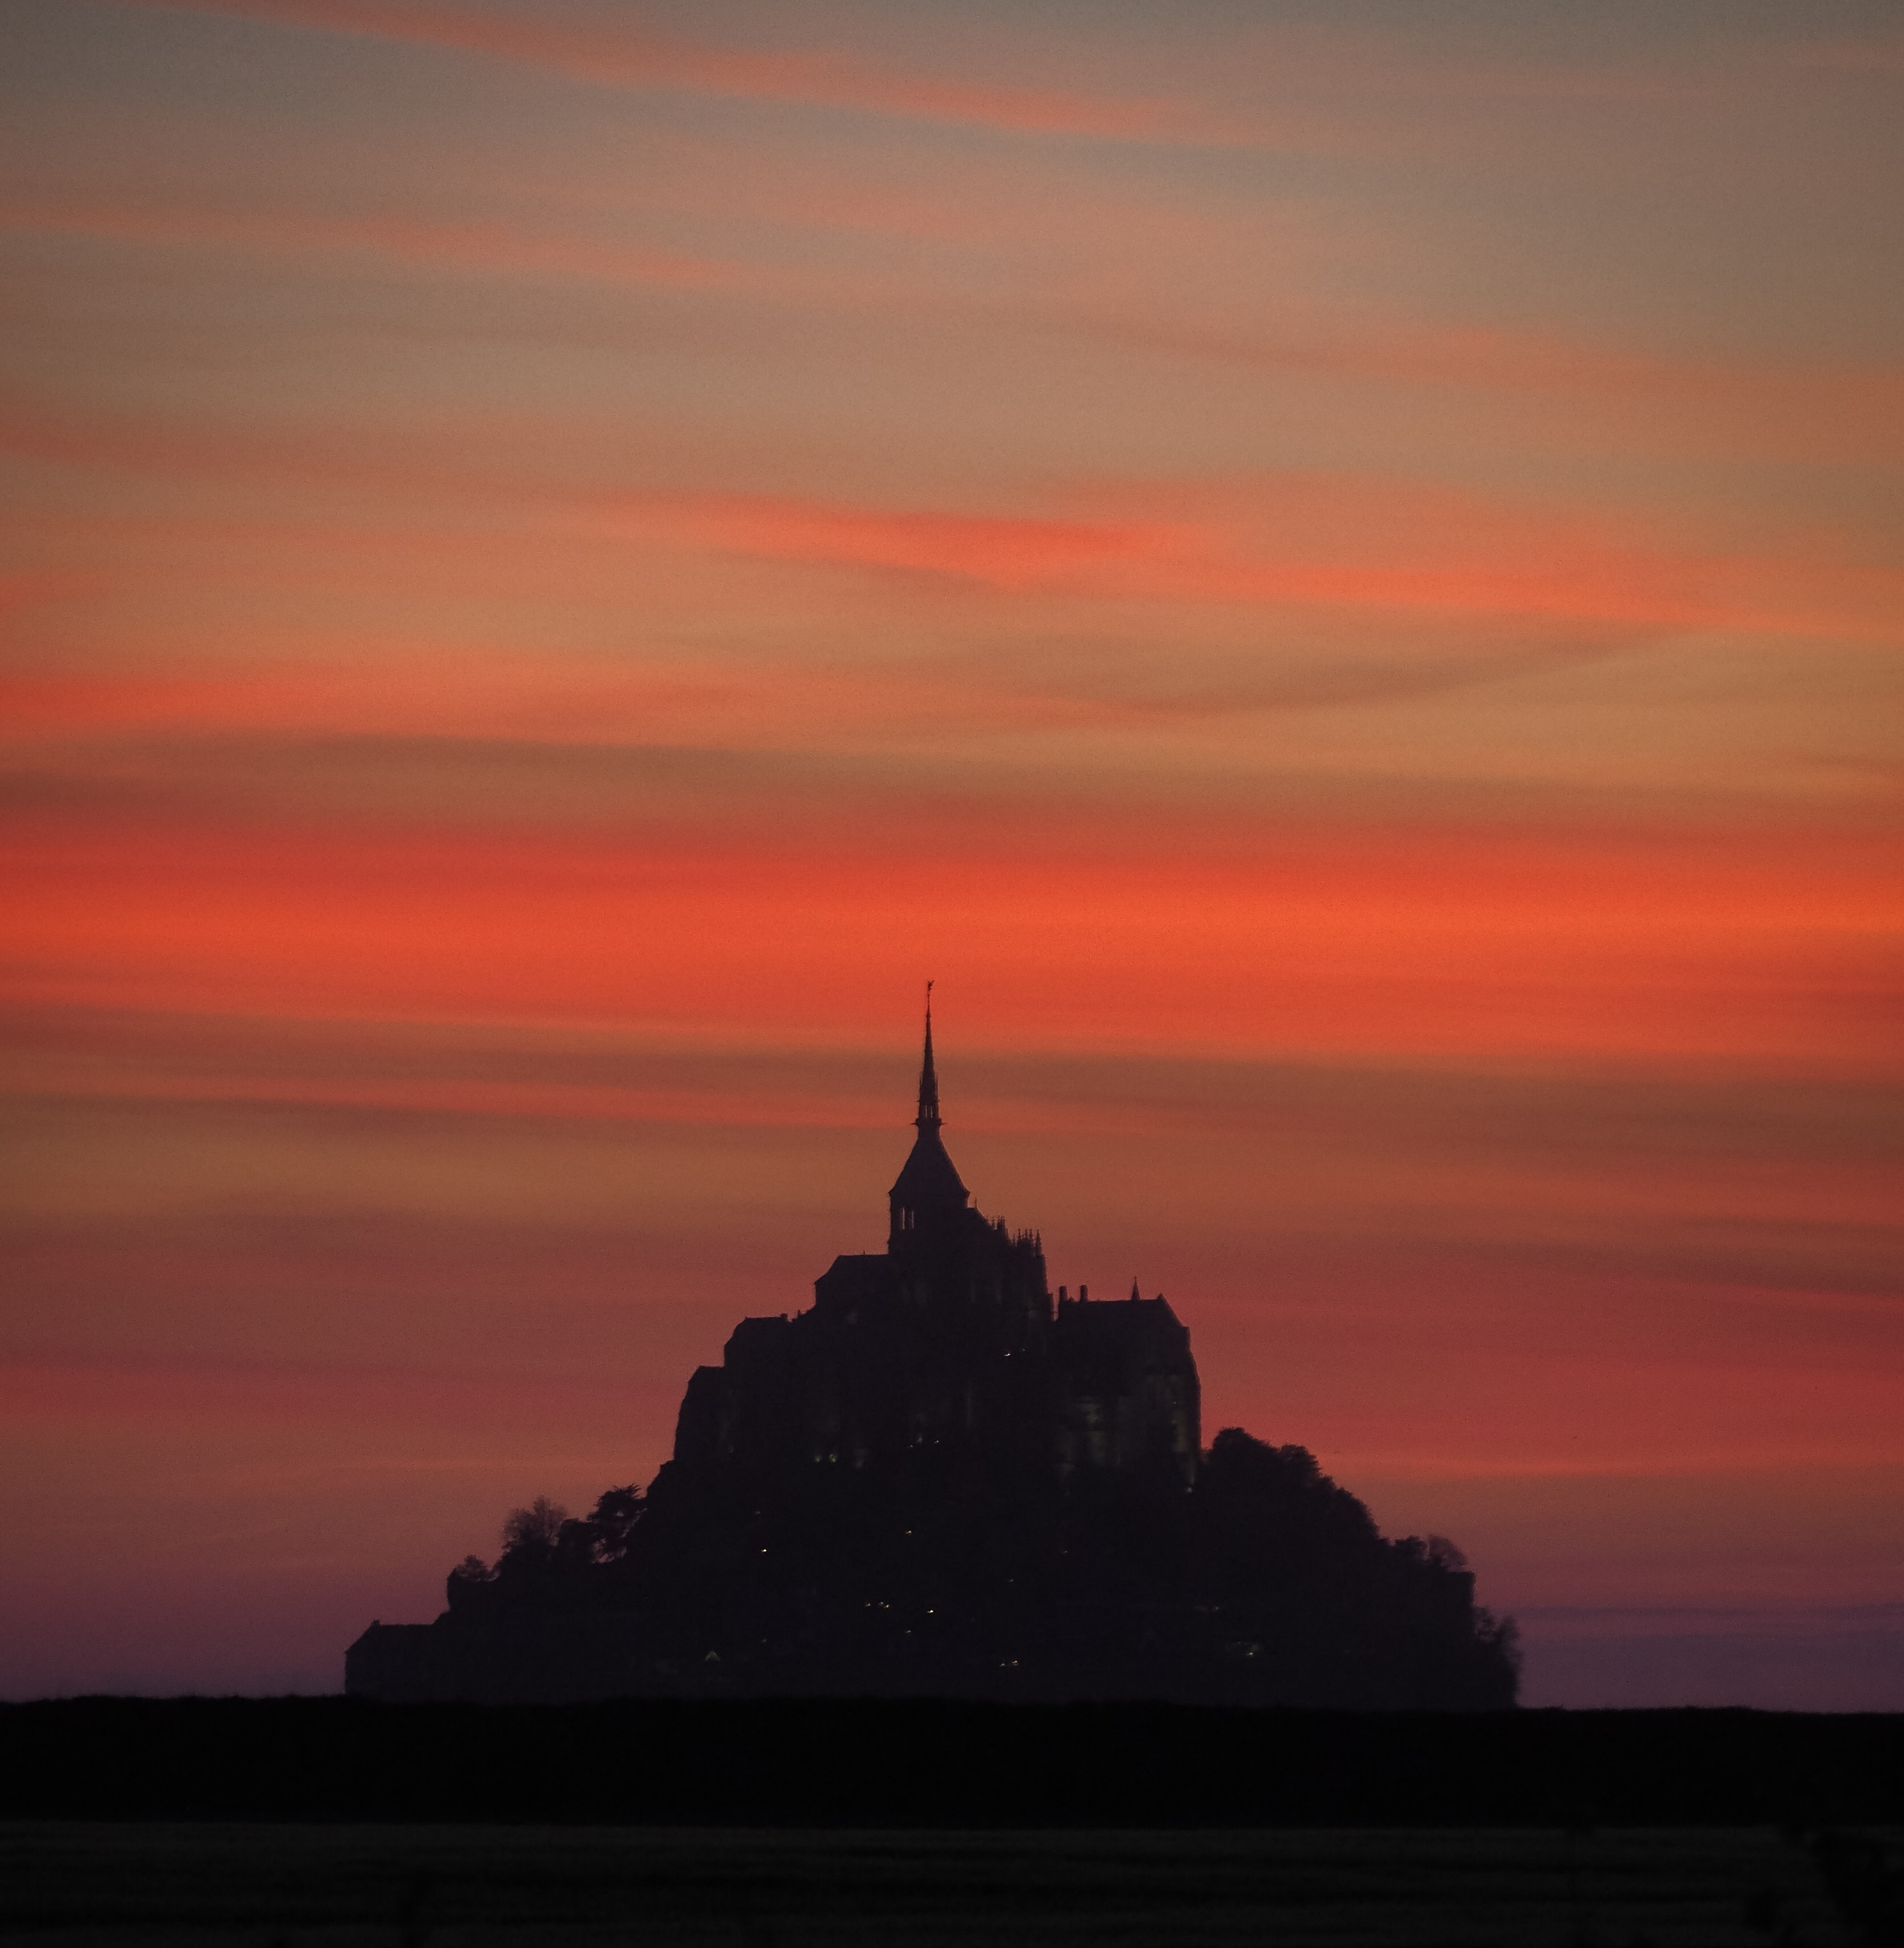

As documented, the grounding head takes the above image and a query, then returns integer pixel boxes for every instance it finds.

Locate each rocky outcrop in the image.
[347,1020,1519,1709]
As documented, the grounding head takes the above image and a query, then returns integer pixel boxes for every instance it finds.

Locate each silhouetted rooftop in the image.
[889,1124,970,1209]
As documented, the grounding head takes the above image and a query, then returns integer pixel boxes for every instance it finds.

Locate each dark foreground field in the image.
[1,1822,1891,1947]
[5,1703,1899,1944]
[6,1698,1901,1825]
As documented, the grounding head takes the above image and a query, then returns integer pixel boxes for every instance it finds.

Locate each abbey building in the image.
[674,1011,1200,1492]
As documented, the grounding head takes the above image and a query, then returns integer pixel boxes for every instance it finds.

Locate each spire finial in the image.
[916,981,940,1130]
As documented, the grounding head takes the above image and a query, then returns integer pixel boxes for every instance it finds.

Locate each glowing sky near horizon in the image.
[2,0,1901,1707]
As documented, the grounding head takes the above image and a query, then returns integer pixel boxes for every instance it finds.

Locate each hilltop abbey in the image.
[676,1012,1200,1496]
[348,1012,1519,1707]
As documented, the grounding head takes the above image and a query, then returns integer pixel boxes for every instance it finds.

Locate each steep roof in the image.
[889,1122,969,1209]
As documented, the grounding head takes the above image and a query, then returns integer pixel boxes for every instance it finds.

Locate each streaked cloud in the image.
[0,199,744,292]
[113,0,1182,139]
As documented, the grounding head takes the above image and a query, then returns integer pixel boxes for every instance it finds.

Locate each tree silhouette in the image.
[583,1485,644,1563]
[501,1496,567,1555]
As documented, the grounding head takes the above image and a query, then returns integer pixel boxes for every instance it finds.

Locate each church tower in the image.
[888,991,972,1254]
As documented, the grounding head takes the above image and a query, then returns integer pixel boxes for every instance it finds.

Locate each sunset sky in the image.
[3,0,1901,1707]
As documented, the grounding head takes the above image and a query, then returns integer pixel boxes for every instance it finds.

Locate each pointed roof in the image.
[889,988,969,1210]
[917,992,941,1131]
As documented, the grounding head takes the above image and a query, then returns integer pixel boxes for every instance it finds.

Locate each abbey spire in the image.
[917,981,941,1131]
[889,984,969,1243]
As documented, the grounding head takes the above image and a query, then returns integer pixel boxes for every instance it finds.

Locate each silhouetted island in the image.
[348,1012,1519,1707]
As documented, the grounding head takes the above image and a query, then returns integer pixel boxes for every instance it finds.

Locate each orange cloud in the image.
[1087,311,1904,468]
[0,654,1157,748]
[612,483,1904,644]
[9,371,1894,648]
[115,0,1179,139]
[0,200,741,292]
[3,803,1894,1072]
[13,195,1902,477]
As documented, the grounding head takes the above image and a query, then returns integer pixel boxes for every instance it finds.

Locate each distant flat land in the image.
[0,1823,1878,1947]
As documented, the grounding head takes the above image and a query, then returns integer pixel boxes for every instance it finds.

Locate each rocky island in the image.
[349,1012,1519,1708]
